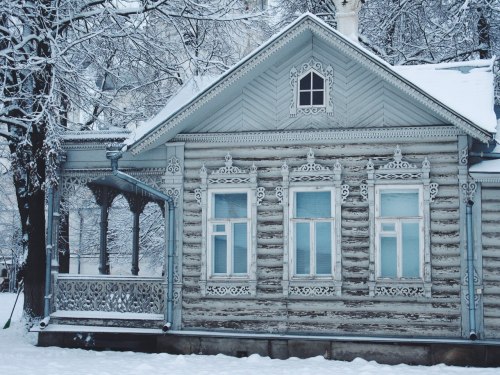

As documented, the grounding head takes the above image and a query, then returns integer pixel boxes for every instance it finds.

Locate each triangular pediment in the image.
[128,14,494,155]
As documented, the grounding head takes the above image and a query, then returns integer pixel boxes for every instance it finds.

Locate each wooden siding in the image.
[481,185,500,339]
[180,137,463,337]
[189,37,446,135]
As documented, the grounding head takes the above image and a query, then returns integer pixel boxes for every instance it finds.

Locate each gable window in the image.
[376,187,423,279]
[208,192,249,276]
[299,72,325,107]
[290,59,333,116]
[291,189,334,276]
[196,153,264,297]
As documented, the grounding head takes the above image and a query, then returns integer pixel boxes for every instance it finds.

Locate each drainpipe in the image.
[466,200,477,340]
[105,145,176,330]
[165,203,175,330]
[41,186,54,328]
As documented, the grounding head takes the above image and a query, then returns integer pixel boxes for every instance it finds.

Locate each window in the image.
[276,149,347,297]
[290,189,335,276]
[196,153,263,297]
[208,192,250,276]
[299,72,324,107]
[363,146,439,298]
[289,59,333,116]
[376,187,423,280]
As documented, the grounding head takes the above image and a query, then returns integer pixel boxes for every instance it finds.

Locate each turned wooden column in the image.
[125,193,147,276]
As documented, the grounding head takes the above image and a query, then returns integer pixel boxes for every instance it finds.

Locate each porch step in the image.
[50,311,164,329]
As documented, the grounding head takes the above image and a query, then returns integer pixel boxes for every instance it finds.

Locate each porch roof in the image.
[88,173,164,205]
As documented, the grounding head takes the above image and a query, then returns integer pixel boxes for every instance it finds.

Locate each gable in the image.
[127,14,495,155]
[187,35,447,134]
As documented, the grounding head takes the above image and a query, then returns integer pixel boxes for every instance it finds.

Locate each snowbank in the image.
[0,293,498,375]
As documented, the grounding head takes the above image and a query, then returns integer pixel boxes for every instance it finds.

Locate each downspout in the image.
[40,186,54,329]
[466,200,477,340]
[106,145,176,330]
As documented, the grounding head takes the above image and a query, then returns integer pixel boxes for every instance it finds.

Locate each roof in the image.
[126,13,497,154]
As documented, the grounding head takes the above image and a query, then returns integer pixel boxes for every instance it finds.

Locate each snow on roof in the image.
[125,13,497,150]
[470,158,500,173]
[125,74,219,146]
[394,60,497,133]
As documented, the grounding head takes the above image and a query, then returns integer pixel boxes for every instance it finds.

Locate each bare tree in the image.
[0,0,259,320]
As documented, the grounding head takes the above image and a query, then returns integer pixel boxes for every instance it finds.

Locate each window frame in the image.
[196,153,263,297]
[289,59,334,117]
[363,146,439,298]
[375,185,424,280]
[276,149,348,298]
[207,188,251,278]
[289,186,336,278]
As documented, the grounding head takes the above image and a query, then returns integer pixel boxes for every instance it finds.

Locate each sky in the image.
[1,293,499,375]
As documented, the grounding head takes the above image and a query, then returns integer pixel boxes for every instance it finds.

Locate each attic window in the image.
[299,72,325,107]
[290,59,333,117]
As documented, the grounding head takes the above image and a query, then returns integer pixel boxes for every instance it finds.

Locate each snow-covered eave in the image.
[127,13,494,155]
[62,129,131,142]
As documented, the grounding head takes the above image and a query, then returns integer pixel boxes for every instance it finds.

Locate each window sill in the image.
[369,280,431,298]
[283,280,342,298]
[199,279,256,298]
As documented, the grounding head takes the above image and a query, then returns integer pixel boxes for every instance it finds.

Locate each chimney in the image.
[332,0,363,43]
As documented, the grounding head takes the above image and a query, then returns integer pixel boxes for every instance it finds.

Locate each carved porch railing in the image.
[54,275,165,314]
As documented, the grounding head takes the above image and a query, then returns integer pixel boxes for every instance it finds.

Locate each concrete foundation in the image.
[37,330,500,367]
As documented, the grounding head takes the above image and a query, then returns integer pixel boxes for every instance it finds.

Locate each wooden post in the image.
[98,186,110,275]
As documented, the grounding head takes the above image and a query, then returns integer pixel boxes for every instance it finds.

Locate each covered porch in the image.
[43,144,176,331]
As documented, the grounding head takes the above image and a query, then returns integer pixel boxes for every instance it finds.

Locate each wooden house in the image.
[37,7,500,366]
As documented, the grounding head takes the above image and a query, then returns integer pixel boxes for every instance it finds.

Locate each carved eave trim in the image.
[469,172,500,183]
[174,126,463,145]
[129,15,492,156]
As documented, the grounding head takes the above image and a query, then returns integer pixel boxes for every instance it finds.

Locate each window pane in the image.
[380,191,419,217]
[299,91,311,106]
[233,223,247,274]
[296,223,310,274]
[312,73,324,89]
[213,235,227,273]
[300,73,311,90]
[402,222,420,278]
[316,222,332,274]
[381,222,395,232]
[214,193,247,218]
[213,224,225,232]
[380,236,397,278]
[296,191,331,218]
[312,91,324,105]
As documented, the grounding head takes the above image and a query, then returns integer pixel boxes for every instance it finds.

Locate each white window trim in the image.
[196,153,262,297]
[207,188,252,278]
[289,186,336,279]
[297,70,326,109]
[374,185,424,280]
[363,146,438,298]
[276,149,348,298]
[290,59,334,117]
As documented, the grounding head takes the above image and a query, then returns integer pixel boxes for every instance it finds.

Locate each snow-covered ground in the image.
[0,293,498,375]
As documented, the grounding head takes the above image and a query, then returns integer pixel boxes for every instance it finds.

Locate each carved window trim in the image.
[290,59,333,117]
[363,146,437,298]
[197,153,261,297]
[276,149,347,297]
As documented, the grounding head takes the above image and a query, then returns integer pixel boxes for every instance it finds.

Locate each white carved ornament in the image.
[294,149,330,172]
[166,156,182,174]
[289,285,337,297]
[461,178,477,203]
[206,285,251,296]
[375,285,425,298]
